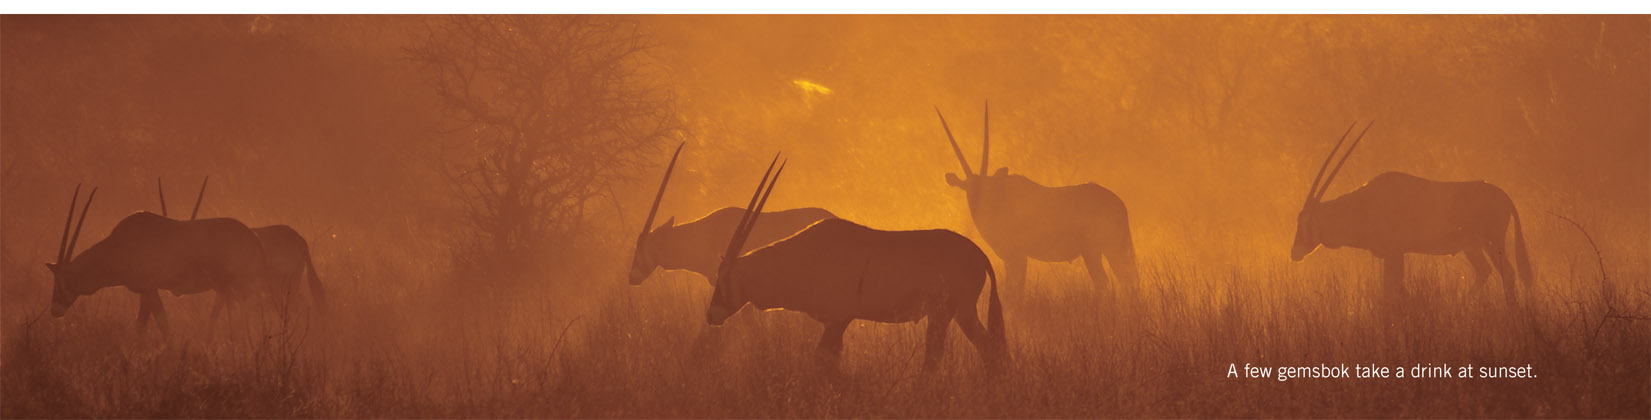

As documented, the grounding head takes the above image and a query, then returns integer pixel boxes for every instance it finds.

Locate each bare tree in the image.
[410,16,683,279]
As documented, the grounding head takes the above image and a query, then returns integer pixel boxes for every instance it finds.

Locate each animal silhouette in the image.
[628,143,835,286]
[935,103,1139,302]
[1291,121,1534,306]
[47,184,265,335]
[707,156,1007,372]
[159,177,327,313]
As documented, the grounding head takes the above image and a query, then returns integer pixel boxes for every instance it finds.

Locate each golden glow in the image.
[791,79,833,96]
[1,15,1646,418]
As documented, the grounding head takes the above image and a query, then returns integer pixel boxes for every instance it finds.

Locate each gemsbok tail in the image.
[985,263,1006,360]
[1511,207,1534,285]
[305,255,328,313]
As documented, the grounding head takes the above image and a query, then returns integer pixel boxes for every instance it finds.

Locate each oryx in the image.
[706,156,1008,372]
[159,177,327,313]
[46,184,265,334]
[628,143,836,286]
[935,103,1139,301]
[1291,121,1534,306]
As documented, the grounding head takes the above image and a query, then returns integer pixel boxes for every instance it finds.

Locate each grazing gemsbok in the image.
[935,103,1139,301]
[46,184,265,334]
[628,143,836,286]
[1290,121,1534,306]
[706,156,1007,372]
[159,177,327,313]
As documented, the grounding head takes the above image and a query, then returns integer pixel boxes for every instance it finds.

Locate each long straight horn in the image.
[642,143,685,235]
[726,153,780,258]
[156,178,169,217]
[742,161,784,237]
[935,107,974,177]
[979,101,989,177]
[56,184,82,264]
[64,187,97,262]
[732,160,785,258]
[1316,120,1375,200]
[1306,122,1357,203]
[189,176,208,220]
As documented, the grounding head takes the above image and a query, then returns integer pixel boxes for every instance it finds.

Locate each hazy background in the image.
[2,15,1646,417]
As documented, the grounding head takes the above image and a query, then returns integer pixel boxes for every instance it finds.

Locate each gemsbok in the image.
[159,177,327,313]
[628,143,836,286]
[706,156,1008,372]
[934,103,1139,302]
[1290,121,1534,307]
[46,184,265,334]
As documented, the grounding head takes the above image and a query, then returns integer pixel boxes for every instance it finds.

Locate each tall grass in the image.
[3,237,1646,418]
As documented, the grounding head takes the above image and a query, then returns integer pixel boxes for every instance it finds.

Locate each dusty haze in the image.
[2,15,1647,418]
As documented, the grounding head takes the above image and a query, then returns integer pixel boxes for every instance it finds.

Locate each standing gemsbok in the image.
[1291,122,1534,307]
[706,155,1007,372]
[46,184,265,334]
[158,177,327,313]
[628,143,836,286]
[935,103,1139,302]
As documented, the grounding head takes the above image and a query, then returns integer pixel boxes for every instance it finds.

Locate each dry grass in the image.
[3,238,1647,418]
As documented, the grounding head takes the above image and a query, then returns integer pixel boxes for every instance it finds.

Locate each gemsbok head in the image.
[45,184,98,318]
[934,102,1139,304]
[1290,121,1534,306]
[628,143,835,286]
[707,154,1008,372]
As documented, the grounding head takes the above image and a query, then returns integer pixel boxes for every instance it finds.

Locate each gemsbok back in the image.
[1291,122,1534,307]
[46,184,265,335]
[628,143,836,286]
[706,156,1008,373]
[935,103,1139,302]
[159,177,327,313]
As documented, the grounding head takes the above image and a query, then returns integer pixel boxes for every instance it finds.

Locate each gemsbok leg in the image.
[1465,249,1493,289]
[816,320,850,369]
[1485,239,1521,307]
[209,289,235,324]
[135,290,156,335]
[142,290,171,335]
[922,312,953,372]
[1106,243,1141,296]
[1080,248,1116,304]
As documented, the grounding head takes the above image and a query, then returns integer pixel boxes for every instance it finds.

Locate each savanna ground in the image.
[3,230,1645,417]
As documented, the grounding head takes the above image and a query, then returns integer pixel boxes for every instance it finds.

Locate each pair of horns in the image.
[641,143,685,236]
[935,101,989,178]
[55,184,98,264]
[157,176,210,220]
[721,153,785,265]
[1306,121,1375,203]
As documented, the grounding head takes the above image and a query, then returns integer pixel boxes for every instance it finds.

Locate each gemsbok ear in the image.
[993,167,1008,177]
[657,217,675,230]
[945,173,965,188]
[45,263,58,272]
